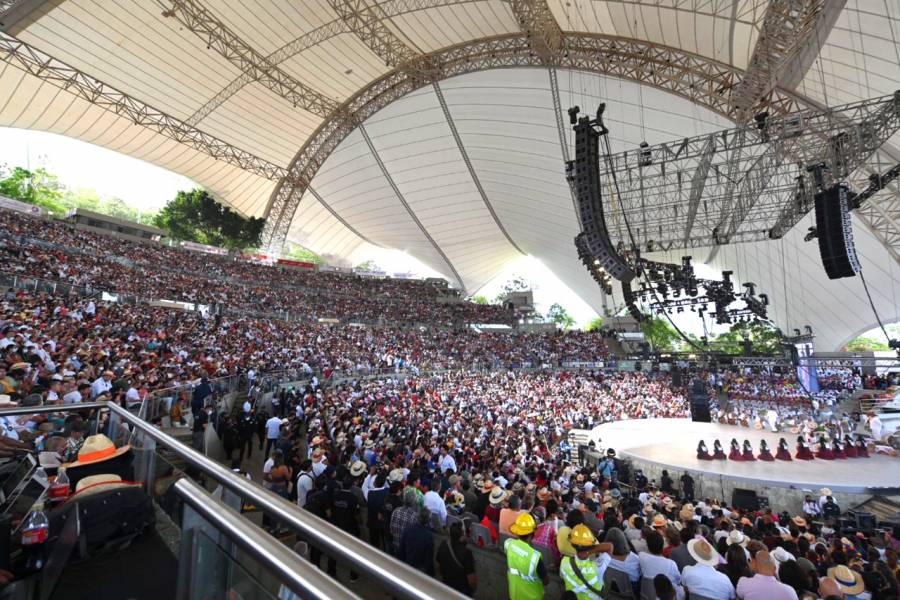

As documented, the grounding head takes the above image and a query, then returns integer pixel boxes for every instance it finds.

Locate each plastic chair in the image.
[469,522,494,548]
[603,567,635,599]
[446,514,463,532]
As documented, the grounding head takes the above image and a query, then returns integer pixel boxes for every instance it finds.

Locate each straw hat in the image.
[726,530,747,547]
[68,474,140,502]
[771,547,795,565]
[827,565,864,595]
[537,487,551,501]
[652,514,667,528]
[0,395,16,407]
[489,486,507,506]
[792,516,807,528]
[64,434,130,468]
[350,460,367,477]
[364,439,375,449]
[819,487,833,497]
[388,468,405,483]
[740,517,753,526]
[687,538,720,567]
[680,504,695,521]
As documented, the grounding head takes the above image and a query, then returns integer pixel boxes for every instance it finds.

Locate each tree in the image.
[585,316,604,332]
[153,189,264,250]
[0,165,68,214]
[641,315,682,351]
[354,259,382,272]
[494,275,534,303]
[843,336,889,352]
[285,244,322,264]
[546,303,575,329]
[469,295,490,305]
[713,320,782,354]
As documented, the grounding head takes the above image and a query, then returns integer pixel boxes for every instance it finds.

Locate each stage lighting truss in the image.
[634,256,769,325]
[597,91,900,251]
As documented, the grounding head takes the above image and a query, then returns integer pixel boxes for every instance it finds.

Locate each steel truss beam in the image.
[507,0,563,62]
[327,0,421,69]
[732,356,900,368]
[432,80,524,254]
[602,93,900,252]
[160,0,338,117]
[0,31,286,181]
[358,124,466,290]
[730,0,844,120]
[261,32,809,251]
[0,0,50,33]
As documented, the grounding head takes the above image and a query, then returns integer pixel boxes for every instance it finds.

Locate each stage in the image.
[584,419,899,504]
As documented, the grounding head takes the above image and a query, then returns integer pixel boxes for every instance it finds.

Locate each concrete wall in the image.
[625,455,872,515]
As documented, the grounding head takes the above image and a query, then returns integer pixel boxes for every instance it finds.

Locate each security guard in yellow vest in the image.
[504,512,549,600]
[559,524,614,600]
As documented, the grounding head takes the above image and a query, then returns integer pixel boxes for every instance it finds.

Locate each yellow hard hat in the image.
[569,524,598,548]
[509,512,537,536]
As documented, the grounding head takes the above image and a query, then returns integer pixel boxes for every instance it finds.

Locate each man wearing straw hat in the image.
[559,523,614,600]
[682,537,735,599]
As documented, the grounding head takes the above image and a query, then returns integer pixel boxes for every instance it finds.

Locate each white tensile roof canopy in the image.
[0,0,899,350]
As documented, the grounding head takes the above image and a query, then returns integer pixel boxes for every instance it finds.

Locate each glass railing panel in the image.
[190,530,279,600]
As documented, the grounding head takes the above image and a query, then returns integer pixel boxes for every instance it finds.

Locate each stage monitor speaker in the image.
[732,488,759,511]
[690,378,711,422]
[671,368,682,388]
[814,183,860,280]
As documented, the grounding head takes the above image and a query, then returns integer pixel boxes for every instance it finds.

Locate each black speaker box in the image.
[732,488,759,511]
[814,184,858,280]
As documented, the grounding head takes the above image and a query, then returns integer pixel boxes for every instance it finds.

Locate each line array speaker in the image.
[814,183,860,280]
[689,378,711,423]
[569,114,635,282]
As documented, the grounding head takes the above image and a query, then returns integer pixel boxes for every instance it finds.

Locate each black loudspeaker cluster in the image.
[568,107,636,283]
[814,183,860,280]
[689,378,711,423]
[621,280,644,322]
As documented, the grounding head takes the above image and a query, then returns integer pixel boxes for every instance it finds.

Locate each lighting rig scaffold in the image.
[596,92,900,252]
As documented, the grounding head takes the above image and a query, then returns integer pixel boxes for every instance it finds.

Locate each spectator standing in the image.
[423,479,447,527]
[504,513,548,600]
[264,413,282,459]
[398,508,435,576]
[436,522,477,596]
[559,524,613,599]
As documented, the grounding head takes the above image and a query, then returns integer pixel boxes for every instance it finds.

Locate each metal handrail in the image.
[174,478,359,600]
[0,402,107,416]
[100,402,466,600]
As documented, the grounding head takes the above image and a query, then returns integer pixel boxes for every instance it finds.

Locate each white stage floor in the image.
[588,419,900,493]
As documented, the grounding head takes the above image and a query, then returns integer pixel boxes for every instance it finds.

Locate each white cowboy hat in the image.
[687,538,720,567]
[726,530,747,547]
[489,486,507,506]
[67,474,140,502]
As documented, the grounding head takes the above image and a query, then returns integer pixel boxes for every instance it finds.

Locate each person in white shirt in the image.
[422,479,447,527]
[90,370,114,399]
[868,411,884,440]
[264,415,282,459]
[63,382,90,405]
[438,447,457,474]
[682,538,735,600]
[311,450,327,477]
[242,399,252,414]
[125,384,141,406]
[817,487,833,510]
[295,460,314,508]
[638,531,683,600]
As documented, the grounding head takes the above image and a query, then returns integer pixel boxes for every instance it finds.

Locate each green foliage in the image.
[0,164,157,223]
[641,315,683,351]
[285,244,322,264]
[843,336,889,352]
[152,189,263,250]
[585,316,604,332]
[713,320,782,354]
[494,275,534,303]
[546,303,575,329]
[354,259,382,272]
[469,295,490,305]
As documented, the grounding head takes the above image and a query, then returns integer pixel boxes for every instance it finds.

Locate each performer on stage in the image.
[741,439,757,461]
[855,435,870,457]
[775,438,792,461]
[728,438,743,461]
[712,439,727,460]
[815,436,834,460]
[795,435,815,460]
[844,435,858,458]
[832,438,847,459]
[758,439,775,461]
[697,440,712,460]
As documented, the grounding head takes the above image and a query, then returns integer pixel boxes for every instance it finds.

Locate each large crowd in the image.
[0,206,897,599]
[0,208,515,326]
